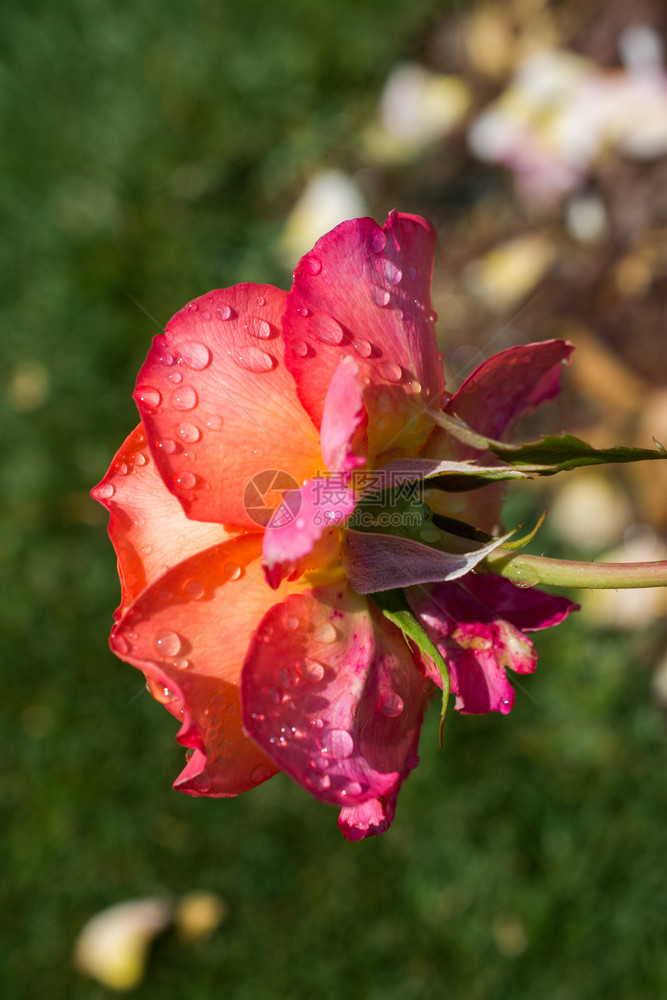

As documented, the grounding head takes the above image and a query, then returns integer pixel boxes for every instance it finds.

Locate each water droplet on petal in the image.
[178,341,211,370]
[216,304,232,320]
[133,452,147,466]
[376,361,403,383]
[178,422,201,443]
[230,346,275,373]
[285,615,300,630]
[157,350,174,366]
[188,301,199,312]
[171,385,198,410]
[174,471,197,490]
[380,259,402,285]
[141,544,153,555]
[318,728,354,759]
[256,294,266,306]
[352,338,372,358]
[370,284,391,307]
[251,764,273,783]
[169,370,183,383]
[303,255,322,275]
[313,314,344,345]
[184,579,205,600]
[246,316,271,339]
[302,659,325,682]
[314,622,337,644]
[408,378,422,394]
[115,462,128,476]
[136,385,161,409]
[380,690,404,717]
[312,772,331,790]
[157,438,177,454]
[114,633,130,654]
[153,629,183,657]
[224,563,242,581]
[291,339,309,357]
[420,525,441,544]
[296,306,311,317]
[345,780,363,796]
[428,310,438,323]
[94,483,115,499]
[205,414,223,430]
[172,657,190,670]
[367,227,386,253]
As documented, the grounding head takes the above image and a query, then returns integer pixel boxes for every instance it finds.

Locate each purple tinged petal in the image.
[342,528,514,594]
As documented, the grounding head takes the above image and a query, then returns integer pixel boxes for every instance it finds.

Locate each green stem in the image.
[477,550,667,590]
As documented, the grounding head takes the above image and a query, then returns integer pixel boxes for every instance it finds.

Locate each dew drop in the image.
[256,294,266,306]
[380,259,402,285]
[188,301,199,312]
[314,622,337,644]
[157,350,174,366]
[246,316,271,339]
[296,306,311,317]
[302,659,325,682]
[380,689,404,717]
[291,339,309,357]
[285,615,300,630]
[141,544,153,555]
[313,314,344,345]
[376,361,403,383]
[408,378,422,394]
[318,728,354,759]
[205,414,223,430]
[178,422,201,443]
[224,563,242,581]
[171,385,198,410]
[115,462,128,476]
[370,284,391,307]
[133,451,147,466]
[312,772,331,790]
[367,227,386,253]
[419,525,441,544]
[136,385,161,409]
[174,471,197,490]
[251,764,273,783]
[157,438,177,454]
[172,657,190,670]
[352,338,372,358]
[345,780,363,796]
[153,629,183,657]
[169,370,183,383]
[216,304,232,320]
[428,310,438,323]
[178,340,211,370]
[94,483,115,499]
[184,579,205,600]
[303,255,322,275]
[230,346,275,373]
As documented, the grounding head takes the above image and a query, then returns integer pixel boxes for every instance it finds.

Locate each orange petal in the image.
[91,424,232,617]
[110,534,303,796]
[134,284,322,528]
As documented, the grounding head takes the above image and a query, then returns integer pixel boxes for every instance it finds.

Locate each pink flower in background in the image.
[92,211,576,839]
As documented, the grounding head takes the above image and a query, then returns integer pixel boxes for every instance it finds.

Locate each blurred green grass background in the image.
[2,1,666,997]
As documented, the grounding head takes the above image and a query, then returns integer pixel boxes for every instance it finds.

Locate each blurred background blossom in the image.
[3,0,667,997]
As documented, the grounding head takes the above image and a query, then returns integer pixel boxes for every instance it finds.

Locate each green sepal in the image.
[371,589,450,748]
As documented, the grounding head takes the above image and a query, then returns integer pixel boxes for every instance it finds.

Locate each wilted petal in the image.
[241,584,425,833]
[134,284,322,528]
[463,573,578,631]
[91,424,231,617]
[111,534,305,796]
[407,576,575,714]
[283,210,445,461]
[342,528,513,593]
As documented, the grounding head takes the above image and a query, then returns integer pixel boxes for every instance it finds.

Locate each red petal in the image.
[111,534,303,796]
[447,339,574,441]
[283,211,445,461]
[463,574,579,631]
[320,356,368,475]
[91,423,231,617]
[134,284,322,528]
[241,585,425,822]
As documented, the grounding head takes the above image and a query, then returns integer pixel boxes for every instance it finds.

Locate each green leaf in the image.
[372,589,450,748]
[434,411,667,475]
